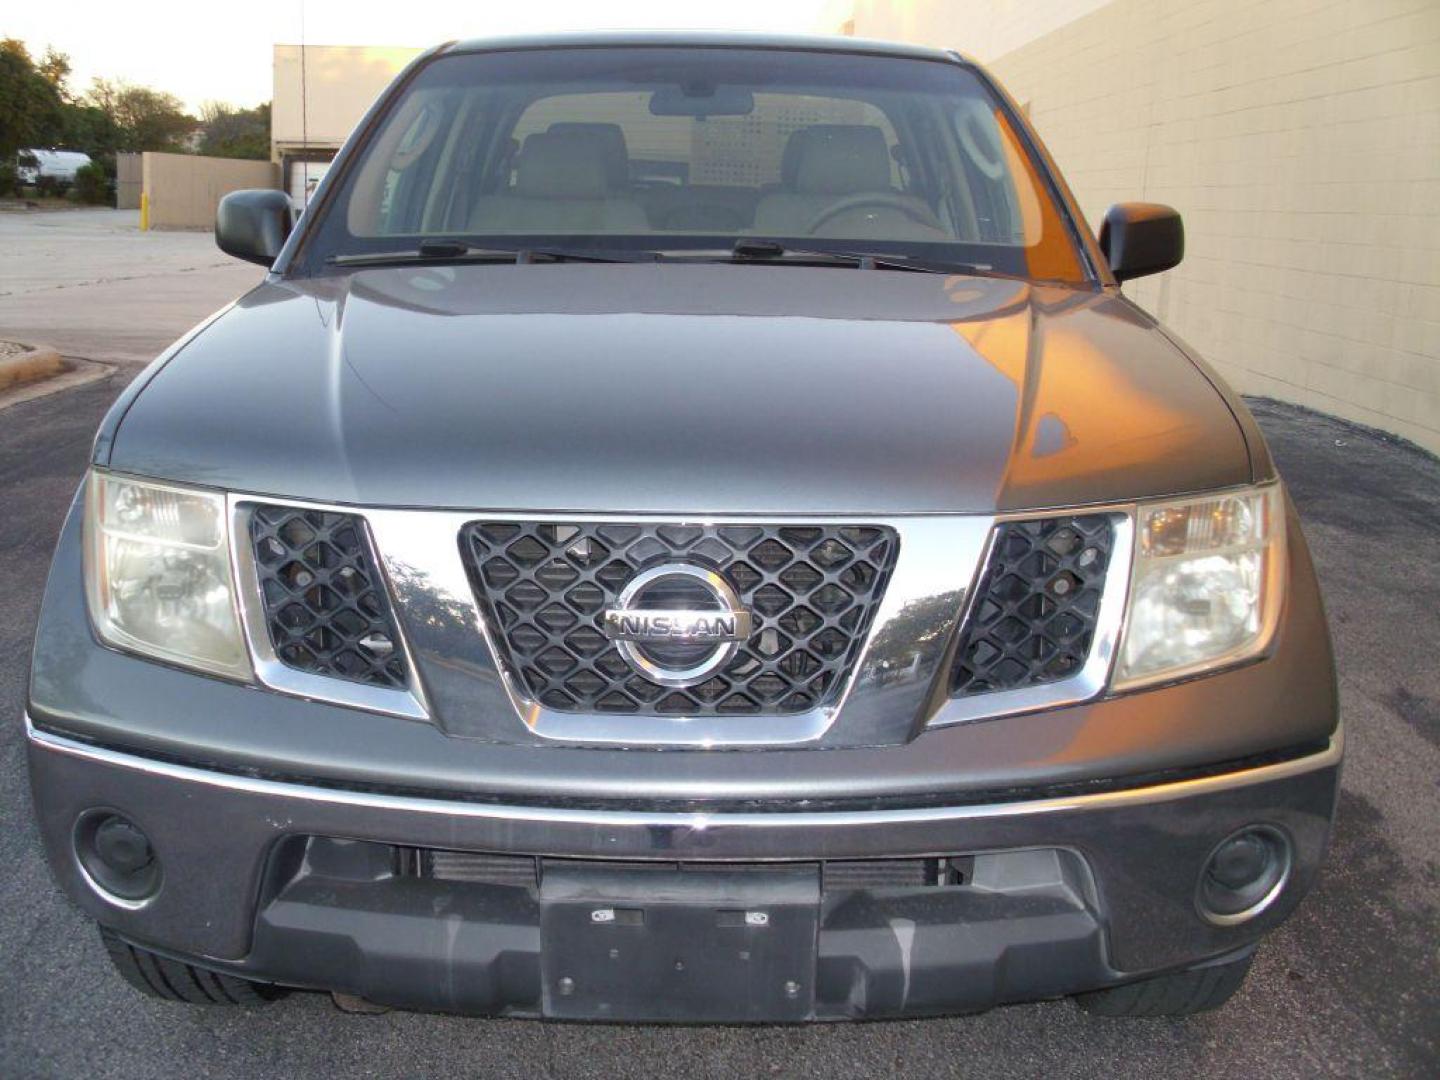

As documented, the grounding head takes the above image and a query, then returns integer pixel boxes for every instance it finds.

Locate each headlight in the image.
[84,471,250,679]
[1115,483,1286,689]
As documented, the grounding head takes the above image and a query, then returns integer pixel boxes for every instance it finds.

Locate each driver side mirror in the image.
[1098,203,1184,282]
[215,189,293,267]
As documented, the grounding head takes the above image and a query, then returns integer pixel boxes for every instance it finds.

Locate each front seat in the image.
[469,131,648,233]
[545,122,631,191]
[752,124,936,237]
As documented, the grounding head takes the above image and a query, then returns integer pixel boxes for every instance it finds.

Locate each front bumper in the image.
[28,717,1341,1021]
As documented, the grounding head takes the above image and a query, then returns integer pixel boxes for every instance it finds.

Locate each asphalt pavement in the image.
[0,211,1436,1078]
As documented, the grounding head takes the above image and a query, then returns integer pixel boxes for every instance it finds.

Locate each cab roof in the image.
[445,30,970,65]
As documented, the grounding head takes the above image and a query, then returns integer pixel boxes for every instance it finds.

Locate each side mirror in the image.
[1098,203,1183,282]
[215,189,293,267]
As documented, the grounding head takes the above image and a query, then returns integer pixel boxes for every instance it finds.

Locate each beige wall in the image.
[272,44,423,154]
[822,0,1113,61]
[141,153,279,230]
[115,152,141,210]
[830,0,1440,454]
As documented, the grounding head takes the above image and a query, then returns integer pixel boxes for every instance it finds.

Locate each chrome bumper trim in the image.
[26,712,1342,830]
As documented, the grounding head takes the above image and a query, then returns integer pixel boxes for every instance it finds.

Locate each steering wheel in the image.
[807,194,941,235]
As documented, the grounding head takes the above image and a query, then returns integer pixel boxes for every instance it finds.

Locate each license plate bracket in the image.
[540,863,820,1022]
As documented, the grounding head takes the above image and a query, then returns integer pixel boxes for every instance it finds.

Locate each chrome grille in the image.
[460,522,898,715]
[949,515,1116,696]
[248,506,409,688]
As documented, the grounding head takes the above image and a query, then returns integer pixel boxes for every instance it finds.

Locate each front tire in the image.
[1075,951,1254,1017]
[99,926,286,1006]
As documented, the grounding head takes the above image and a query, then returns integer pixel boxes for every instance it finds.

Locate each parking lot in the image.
[1,210,1436,1078]
[0,208,260,365]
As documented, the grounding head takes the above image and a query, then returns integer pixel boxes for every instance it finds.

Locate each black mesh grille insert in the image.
[460,522,898,715]
[949,515,1115,696]
[249,506,409,688]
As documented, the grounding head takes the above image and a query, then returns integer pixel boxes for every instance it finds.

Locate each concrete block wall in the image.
[141,153,279,231]
[115,153,141,210]
[833,0,1440,454]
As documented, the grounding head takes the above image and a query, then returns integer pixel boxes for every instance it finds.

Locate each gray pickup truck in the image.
[26,32,1339,1023]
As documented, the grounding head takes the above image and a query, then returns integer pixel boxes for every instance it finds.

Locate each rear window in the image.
[506,91,903,189]
[305,47,1088,283]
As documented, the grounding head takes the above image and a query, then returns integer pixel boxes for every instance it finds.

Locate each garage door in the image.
[286,157,334,213]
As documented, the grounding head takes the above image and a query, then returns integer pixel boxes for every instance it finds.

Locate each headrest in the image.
[790,125,893,195]
[514,132,609,199]
[546,122,630,189]
[779,126,812,187]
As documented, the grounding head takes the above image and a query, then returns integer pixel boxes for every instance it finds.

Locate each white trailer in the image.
[16,149,93,189]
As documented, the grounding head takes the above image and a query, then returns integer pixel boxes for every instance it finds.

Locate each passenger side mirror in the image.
[215,189,293,267]
[1098,203,1184,282]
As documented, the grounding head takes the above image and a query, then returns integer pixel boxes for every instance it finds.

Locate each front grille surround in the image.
[460,521,898,716]
[233,493,1129,739]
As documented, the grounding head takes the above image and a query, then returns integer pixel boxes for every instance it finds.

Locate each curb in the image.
[0,341,65,392]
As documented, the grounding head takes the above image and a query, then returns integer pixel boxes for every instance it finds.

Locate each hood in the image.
[105,264,1251,514]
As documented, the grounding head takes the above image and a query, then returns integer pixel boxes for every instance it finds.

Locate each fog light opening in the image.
[73,810,162,908]
[1197,825,1291,926]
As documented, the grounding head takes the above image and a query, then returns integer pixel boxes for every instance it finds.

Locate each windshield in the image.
[300,47,1089,283]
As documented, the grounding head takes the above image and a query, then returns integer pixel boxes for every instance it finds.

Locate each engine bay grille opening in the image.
[248,505,409,688]
[408,849,968,892]
[460,521,898,716]
[419,850,539,888]
[949,515,1116,696]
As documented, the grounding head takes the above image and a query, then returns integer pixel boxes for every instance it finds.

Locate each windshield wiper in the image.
[329,237,1009,278]
[328,240,657,267]
[728,239,1001,277]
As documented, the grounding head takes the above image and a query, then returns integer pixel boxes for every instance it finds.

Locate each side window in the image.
[985,105,1085,281]
[949,99,1021,244]
[372,99,445,234]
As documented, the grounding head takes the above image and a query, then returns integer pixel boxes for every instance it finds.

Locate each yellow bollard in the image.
[139,191,149,231]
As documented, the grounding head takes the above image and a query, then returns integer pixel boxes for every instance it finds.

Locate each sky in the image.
[7,0,836,113]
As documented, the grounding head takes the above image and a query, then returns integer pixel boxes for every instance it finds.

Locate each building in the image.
[271,44,422,209]
[824,0,1440,454]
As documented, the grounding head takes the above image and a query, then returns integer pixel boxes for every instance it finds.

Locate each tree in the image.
[25,45,121,165]
[60,103,123,162]
[0,38,67,160]
[70,161,110,204]
[36,46,71,91]
[86,78,195,152]
[2,39,212,204]
[198,101,270,160]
